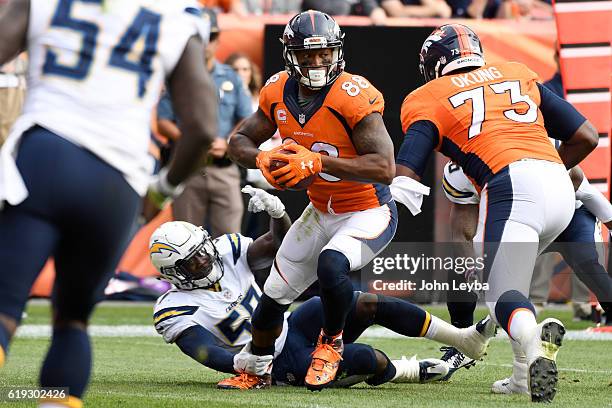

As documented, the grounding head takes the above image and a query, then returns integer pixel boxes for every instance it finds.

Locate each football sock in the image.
[494,290,536,341]
[424,315,463,346]
[317,250,353,336]
[374,295,428,337]
[0,322,10,366]
[40,326,91,399]
[365,350,397,386]
[446,269,478,328]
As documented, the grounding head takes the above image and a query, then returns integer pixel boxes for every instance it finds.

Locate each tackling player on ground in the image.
[224,11,400,390]
[149,187,494,389]
[394,24,598,402]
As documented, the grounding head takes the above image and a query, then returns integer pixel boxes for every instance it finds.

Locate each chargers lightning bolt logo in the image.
[149,242,180,255]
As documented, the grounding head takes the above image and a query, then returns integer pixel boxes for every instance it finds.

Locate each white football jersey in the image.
[0,0,208,204]
[153,233,288,355]
[442,161,480,205]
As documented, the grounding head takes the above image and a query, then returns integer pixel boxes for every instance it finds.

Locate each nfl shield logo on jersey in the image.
[298,113,306,124]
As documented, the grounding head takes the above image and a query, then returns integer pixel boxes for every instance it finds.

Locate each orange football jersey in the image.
[259,71,389,214]
[401,61,562,188]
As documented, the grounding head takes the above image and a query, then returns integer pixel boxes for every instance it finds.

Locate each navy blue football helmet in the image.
[419,24,485,83]
[281,10,345,89]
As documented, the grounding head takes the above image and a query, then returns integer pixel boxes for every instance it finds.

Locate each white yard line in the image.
[15,324,612,341]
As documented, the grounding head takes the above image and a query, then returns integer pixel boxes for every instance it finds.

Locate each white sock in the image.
[507,308,537,343]
[424,315,462,348]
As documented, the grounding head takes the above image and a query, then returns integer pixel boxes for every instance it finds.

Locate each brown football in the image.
[269,148,316,191]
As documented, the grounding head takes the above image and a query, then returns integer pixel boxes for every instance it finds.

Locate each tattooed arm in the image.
[320,112,395,184]
[227,109,278,169]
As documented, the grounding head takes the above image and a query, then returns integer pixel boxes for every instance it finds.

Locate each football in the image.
[268,148,316,191]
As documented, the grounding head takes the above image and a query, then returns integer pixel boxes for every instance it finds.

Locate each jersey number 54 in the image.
[43,0,159,98]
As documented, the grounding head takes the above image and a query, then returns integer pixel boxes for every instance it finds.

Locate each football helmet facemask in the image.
[281,10,345,89]
[419,24,485,83]
[149,221,223,290]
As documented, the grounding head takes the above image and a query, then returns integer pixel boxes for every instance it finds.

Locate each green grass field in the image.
[1,302,610,407]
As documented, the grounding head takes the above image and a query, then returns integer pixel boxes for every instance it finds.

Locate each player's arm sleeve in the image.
[175,325,236,374]
[537,82,587,141]
[153,305,200,344]
[575,177,612,223]
[396,120,439,178]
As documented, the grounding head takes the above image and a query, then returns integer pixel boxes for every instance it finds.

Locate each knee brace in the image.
[317,249,350,290]
[251,294,289,331]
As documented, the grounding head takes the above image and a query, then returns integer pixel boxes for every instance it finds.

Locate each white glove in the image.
[233,343,273,376]
[242,185,285,219]
[147,167,185,209]
[389,176,430,216]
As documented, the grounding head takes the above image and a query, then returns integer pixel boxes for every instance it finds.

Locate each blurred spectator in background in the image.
[225,52,262,111]
[242,0,301,14]
[158,9,252,237]
[496,0,553,19]
[0,54,26,146]
[200,0,247,15]
[446,0,499,18]
[302,0,387,24]
[379,0,452,18]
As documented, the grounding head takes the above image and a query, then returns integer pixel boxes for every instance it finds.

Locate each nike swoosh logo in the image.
[369,96,378,105]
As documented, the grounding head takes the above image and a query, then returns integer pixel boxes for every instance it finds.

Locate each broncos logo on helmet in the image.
[419,24,484,83]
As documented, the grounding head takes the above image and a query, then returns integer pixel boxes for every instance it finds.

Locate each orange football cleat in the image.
[217,373,271,390]
[305,331,344,391]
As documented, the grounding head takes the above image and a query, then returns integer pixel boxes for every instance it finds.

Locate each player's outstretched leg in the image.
[494,290,565,403]
[305,249,353,391]
[332,345,449,388]
[357,293,495,361]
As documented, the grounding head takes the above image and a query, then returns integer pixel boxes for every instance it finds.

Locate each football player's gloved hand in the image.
[255,145,286,191]
[242,185,286,218]
[233,343,273,376]
[270,143,322,188]
[143,167,185,222]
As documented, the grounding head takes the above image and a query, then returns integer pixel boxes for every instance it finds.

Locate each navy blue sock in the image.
[446,269,478,328]
[447,300,477,329]
[365,350,396,386]
[40,326,91,398]
[374,295,428,337]
[494,290,535,334]
[317,250,353,336]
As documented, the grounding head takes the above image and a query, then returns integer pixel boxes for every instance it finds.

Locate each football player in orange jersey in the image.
[394,24,599,402]
[220,10,405,391]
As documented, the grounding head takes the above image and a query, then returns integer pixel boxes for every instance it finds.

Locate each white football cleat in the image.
[491,360,529,395]
[391,356,450,383]
[522,318,565,403]
[438,347,476,381]
[491,376,529,395]
[457,316,497,360]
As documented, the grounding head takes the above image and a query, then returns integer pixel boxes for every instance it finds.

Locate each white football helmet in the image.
[149,221,223,290]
